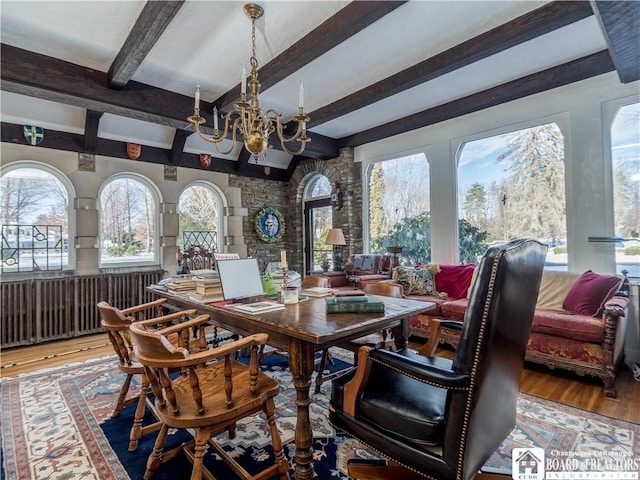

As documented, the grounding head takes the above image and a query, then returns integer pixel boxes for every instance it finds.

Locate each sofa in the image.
[400,264,630,397]
[319,253,396,291]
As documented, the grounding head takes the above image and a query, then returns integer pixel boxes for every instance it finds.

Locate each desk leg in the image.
[391,317,409,351]
[288,338,317,480]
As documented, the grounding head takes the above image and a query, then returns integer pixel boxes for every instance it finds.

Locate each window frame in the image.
[0,160,76,273]
[98,172,161,268]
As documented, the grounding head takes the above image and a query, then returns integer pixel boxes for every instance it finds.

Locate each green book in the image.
[326,295,385,314]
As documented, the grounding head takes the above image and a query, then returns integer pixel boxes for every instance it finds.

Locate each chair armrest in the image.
[121,298,167,315]
[342,346,470,416]
[418,319,463,356]
[133,309,198,329]
[174,333,270,367]
[369,348,470,389]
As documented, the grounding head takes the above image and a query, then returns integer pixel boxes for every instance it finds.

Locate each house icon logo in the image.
[512,447,545,480]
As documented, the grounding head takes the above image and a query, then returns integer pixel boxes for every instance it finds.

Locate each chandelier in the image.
[188,3,310,163]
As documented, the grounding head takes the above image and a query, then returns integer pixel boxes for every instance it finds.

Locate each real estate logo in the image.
[512,447,545,480]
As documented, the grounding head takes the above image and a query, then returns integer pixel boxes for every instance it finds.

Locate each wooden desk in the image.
[147,286,434,480]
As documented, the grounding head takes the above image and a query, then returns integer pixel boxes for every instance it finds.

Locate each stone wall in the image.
[228,147,363,276]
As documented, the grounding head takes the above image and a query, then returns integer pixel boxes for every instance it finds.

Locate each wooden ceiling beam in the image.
[108,1,185,88]
[0,122,288,181]
[591,0,640,83]
[83,110,103,153]
[339,51,615,148]
[0,44,339,159]
[308,0,594,128]
[214,1,407,112]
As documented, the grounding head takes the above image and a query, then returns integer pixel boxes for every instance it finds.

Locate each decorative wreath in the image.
[254,206,285,243]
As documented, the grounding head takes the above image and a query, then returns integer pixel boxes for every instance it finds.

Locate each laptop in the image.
[215,257,266,304]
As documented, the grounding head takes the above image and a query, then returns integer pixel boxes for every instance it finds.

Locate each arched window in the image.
[1,162,74,272]
[303,174,332,273]
[457,123,566,266]
[366,153,430,266]
[611,102,640,277]
[99,174,159,267]
[178,182,225,252]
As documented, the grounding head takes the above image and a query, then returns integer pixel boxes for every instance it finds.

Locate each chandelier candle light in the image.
[188,3,310,163]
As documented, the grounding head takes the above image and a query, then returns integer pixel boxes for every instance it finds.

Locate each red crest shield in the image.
[199,153,212,169]
[126,143,141,160]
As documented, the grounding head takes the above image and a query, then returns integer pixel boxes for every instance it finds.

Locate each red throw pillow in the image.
[434,264,476,299]
[562,270,622,317]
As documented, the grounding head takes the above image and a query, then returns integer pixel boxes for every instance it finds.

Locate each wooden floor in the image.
[2,334,639,423]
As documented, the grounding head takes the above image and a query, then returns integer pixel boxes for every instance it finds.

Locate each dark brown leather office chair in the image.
[329,239,547,480]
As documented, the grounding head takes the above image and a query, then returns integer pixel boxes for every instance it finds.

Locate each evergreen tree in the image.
[497,124,566,240]
[369,163,387,252]
[463,182,488,230]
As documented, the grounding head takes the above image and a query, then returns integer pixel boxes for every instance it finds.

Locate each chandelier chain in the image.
[187,3,310,167]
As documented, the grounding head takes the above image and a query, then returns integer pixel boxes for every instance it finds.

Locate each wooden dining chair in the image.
[301,275,330,289]
[314,282,404,393]
[129,314,290,480]
[97,299,197,451]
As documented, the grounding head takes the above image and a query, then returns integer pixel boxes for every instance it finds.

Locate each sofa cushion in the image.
[404,294,447,315]
[440,298,468,320]
[434,264,475,299]
[532,309,604,343]
[536,271,579,310]
[562,270,622,317]
[393,266,437,295]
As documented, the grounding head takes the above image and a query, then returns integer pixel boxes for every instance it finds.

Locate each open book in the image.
[233,301,285,314]
[300,287,334,297]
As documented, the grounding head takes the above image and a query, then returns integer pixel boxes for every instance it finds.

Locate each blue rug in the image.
[100,352,352,480]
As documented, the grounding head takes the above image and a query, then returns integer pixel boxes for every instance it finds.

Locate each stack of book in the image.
[189,275,224,303]
[165,277,196,293]
[325,294,385,313]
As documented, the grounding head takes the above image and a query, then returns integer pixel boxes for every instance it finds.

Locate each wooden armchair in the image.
[97,299,196,451]
[328,239,547,480]
[129,314,290,480]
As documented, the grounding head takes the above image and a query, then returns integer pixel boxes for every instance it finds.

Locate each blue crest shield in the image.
[23,125,44,145]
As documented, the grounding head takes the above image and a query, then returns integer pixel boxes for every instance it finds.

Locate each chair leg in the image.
[128,374,151,451]
[190,427,211,480]
[314,349,329,394]
[145,423,169,480]
[113,373,133,417]
[264,398,291,480]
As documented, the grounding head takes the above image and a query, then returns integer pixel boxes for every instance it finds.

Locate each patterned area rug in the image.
[2,355,639,480]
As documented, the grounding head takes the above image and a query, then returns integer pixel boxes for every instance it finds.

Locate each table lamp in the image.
[325,228,346,271]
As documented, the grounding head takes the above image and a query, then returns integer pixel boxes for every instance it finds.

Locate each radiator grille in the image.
[1,270,164,348]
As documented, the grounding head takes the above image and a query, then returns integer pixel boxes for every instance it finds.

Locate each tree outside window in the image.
[368,154,431,265]
[611,102,640,277]
[99,177,156,265]
[1,166,69,271]
[458,123,567,267]
[178,185,220,251]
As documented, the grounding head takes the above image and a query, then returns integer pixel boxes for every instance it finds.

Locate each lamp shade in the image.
[325,228,346,246]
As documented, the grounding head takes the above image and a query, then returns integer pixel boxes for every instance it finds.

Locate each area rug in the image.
[2,355,638,480]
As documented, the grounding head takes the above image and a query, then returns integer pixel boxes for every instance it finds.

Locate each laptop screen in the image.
[216,257,265,301]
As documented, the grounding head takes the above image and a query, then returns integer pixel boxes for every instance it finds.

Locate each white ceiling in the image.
[0,1,632,176]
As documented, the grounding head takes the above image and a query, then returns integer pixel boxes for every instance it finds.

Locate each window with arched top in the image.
[99,174,159,267]
[178,182,224,253]
[366,153,430,266]
[0,162,74,273]
[457,122,566,266]
[303,174,332,273]
[611,102,640,277]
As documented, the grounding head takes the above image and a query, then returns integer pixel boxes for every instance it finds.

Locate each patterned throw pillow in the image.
[392,266,437,295]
